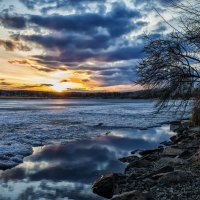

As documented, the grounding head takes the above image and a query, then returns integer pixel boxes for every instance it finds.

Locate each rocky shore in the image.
[93,121,200,200]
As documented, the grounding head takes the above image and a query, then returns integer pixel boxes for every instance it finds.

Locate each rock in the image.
[170,121,189,133]
[177,138,199,149]
[111,190,153,200]
[181,121,191,129]
[92,173,120,199]
[146,166,174,180]
[170,134,186,144]
[93,126,200,199]
[119,156,139,163]
[140,148,163,157]
[178,150,194,159]
[161,147,184,157]
[126,159,152,170]
[142,154,160,162]
[154,157,185,169]
[158,170,195,185]
[155,165,174,174]
[189,127,200,133]
[187,149,200,165]
[170,135,177,142]
[170,121,182,132]
[160,140,173,146]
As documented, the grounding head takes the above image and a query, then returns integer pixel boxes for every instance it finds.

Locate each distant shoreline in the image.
[0,89,166,99]
[0,96,158,100]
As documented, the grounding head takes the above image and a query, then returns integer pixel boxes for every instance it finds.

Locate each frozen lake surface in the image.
[0,99,187,169]
[0,99,187,200]
[0,126,175,200]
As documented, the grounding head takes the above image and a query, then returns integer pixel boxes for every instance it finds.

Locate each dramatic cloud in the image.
[19,84,53,89]
[0,0,176,90]
[20,0,106,11]
[0,39,30,51]
[93,66,136,87]
[0,14,26,29]
[8,59,61,72]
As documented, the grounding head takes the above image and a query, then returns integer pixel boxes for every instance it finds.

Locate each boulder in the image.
[146,166,174,180]
[92,173,120,199]
[154,157,185,169]
[111,190,153,200]
[161,147,184,157]
[170,121,190,133]
[158,170,195,185]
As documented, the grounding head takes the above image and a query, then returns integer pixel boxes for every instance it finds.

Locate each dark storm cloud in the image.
[0,39,31,51]
[14,2,146,67]
[0,2,143,36]
[93,66,137,86]
[26,3,142,38]
[34,43,143,64]
[0,1,146,67]
[23,33,112,50]
[0,14,26,29]
[101,45,144,61]
[20,0,106,10]
[0,0,172,88]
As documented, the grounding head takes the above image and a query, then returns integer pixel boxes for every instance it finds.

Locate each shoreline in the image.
[0,96,159,100]
[93,121,200,200]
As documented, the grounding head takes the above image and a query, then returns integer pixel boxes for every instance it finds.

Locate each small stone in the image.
[140,148,163,157]
[111,190,153,200]
[119,156,139,163]
[126,159,152,169]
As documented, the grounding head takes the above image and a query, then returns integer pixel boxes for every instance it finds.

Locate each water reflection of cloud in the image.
[0,126,173,200]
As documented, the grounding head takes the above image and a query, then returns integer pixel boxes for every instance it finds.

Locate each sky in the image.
[0,0,176,92]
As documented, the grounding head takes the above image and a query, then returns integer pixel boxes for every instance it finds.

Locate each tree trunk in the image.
[191,99,200,126]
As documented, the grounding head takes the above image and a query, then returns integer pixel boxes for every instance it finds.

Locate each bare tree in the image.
[136,0,200,125]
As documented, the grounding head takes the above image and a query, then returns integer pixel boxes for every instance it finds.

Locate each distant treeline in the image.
[0,89,163,99]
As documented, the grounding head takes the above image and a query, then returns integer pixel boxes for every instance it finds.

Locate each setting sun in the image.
[51,82,85,92]
[51,83,70,92]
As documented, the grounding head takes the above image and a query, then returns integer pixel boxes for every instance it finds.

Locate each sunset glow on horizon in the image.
[0,0,175,92]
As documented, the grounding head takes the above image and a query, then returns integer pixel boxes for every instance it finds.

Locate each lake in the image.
[0,99,179,199]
